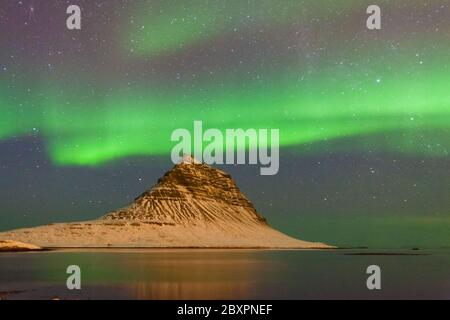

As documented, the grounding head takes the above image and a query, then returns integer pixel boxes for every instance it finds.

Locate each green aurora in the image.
[0,0,449,166]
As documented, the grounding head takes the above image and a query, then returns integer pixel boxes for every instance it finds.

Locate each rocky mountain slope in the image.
[0,156,332,249]
[104,155,268,226]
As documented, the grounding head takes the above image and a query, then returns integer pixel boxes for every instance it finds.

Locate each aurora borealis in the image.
[0,1,449,247]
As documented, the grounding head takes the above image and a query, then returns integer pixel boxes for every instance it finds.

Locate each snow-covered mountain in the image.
[0,157,332,249]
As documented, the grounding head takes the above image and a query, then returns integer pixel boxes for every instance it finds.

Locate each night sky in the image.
[0,1,449,248]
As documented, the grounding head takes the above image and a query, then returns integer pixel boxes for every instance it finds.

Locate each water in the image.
[0,249,448,300]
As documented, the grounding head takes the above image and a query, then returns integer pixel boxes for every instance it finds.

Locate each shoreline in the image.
[1,247,442,254]
[0,246,337,253]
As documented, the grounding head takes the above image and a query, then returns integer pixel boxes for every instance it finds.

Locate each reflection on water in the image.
[129,281,256,300]
[0,249,449,300]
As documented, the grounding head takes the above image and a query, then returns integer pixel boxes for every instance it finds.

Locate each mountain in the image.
[103,155,268,226]
[0,156,332,249]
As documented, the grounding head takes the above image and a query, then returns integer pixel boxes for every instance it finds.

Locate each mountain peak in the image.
[179,154,201,165]
[103,159,267,225]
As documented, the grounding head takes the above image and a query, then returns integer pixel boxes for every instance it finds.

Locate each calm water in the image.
[0,249,449,300]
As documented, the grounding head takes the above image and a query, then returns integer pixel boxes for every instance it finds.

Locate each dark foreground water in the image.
[0,249,448,300]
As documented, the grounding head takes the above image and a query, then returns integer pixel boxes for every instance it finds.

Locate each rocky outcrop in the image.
[0,240,43,252]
